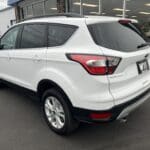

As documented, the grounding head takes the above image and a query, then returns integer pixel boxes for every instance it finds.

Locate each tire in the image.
[42,88,79,135]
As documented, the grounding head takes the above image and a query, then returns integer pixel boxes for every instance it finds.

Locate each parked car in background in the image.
[0,14,150,135]
[146,30,150,38]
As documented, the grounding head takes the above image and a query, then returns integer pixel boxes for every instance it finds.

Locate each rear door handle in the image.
[33,55,41,62]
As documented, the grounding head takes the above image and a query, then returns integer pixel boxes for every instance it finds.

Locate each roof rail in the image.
[21,13,83,22]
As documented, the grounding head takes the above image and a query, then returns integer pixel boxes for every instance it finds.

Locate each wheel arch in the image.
[37,79,73,108]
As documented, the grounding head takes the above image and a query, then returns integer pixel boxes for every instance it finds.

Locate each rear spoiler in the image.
[119,19,138,24]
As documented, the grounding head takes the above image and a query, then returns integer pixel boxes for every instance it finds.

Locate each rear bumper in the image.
[72,88,150,123]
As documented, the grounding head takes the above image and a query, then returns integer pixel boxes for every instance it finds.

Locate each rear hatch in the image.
[87,18,150,105]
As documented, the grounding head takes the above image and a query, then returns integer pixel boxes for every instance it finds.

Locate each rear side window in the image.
[48,24,77,47]
[88,22,146,52]
[20,24,46,49]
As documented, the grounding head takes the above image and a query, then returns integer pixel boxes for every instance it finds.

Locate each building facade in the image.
[8,0,150,37]
[8,0,67,21]
[0,7,16,36]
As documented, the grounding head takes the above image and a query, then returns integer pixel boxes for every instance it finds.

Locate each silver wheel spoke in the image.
[48,114,54,122]
[45,100,54,111]
[55,115,64,129]
[44,96,65,129]
[55,103,65,121]
[51,97,57,108]
[57,111,65,120]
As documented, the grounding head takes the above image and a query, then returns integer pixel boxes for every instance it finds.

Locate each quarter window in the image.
[48,24,77,47]
[20,24,47,49]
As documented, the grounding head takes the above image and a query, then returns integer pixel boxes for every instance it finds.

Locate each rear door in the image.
[88,20,150,105]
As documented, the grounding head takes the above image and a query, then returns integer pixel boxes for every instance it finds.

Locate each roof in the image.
[19,14,137,26]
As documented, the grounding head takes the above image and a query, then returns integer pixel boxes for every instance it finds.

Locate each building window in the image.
[45,0,58,14]
[18,0,64,20]
[33,2,44,16]
[10,20,16,26]
[27,5,33,17]
[70,0,99,15]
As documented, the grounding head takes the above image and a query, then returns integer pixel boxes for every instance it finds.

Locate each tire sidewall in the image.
[42,89,73,135]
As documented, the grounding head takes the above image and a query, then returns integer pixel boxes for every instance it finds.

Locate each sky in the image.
[0,0,8,10]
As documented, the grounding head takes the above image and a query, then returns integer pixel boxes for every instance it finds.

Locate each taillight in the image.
[90,112,112,120]
[119,19,132,24]
[67,54,121,75]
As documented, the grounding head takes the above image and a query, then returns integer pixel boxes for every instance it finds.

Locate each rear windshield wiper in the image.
[137,42,150,49]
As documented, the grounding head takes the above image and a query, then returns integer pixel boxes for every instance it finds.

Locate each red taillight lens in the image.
[90,112,112,120]
[67,54,121,75]
[119,19,132,24]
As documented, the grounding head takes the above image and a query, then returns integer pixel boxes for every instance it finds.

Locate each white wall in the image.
[0,7,16,37]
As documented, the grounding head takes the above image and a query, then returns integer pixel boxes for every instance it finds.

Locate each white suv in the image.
[0,14,150,135]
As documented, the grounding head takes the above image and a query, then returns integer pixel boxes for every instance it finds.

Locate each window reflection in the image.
[69,0,150,39]
[17,0,149,40]
[19,0,57,19]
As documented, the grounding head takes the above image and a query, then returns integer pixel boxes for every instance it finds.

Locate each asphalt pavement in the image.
[0,87,150,150]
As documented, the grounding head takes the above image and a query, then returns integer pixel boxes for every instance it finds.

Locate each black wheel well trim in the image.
[37,79,73,108]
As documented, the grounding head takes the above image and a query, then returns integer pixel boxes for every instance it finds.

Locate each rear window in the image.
[88,22,147,52]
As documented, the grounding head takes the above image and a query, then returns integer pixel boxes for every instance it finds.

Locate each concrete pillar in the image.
[123,0,126,18]
[15,6,21,22]
[80,0,83,15]
[98,0,102,15]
